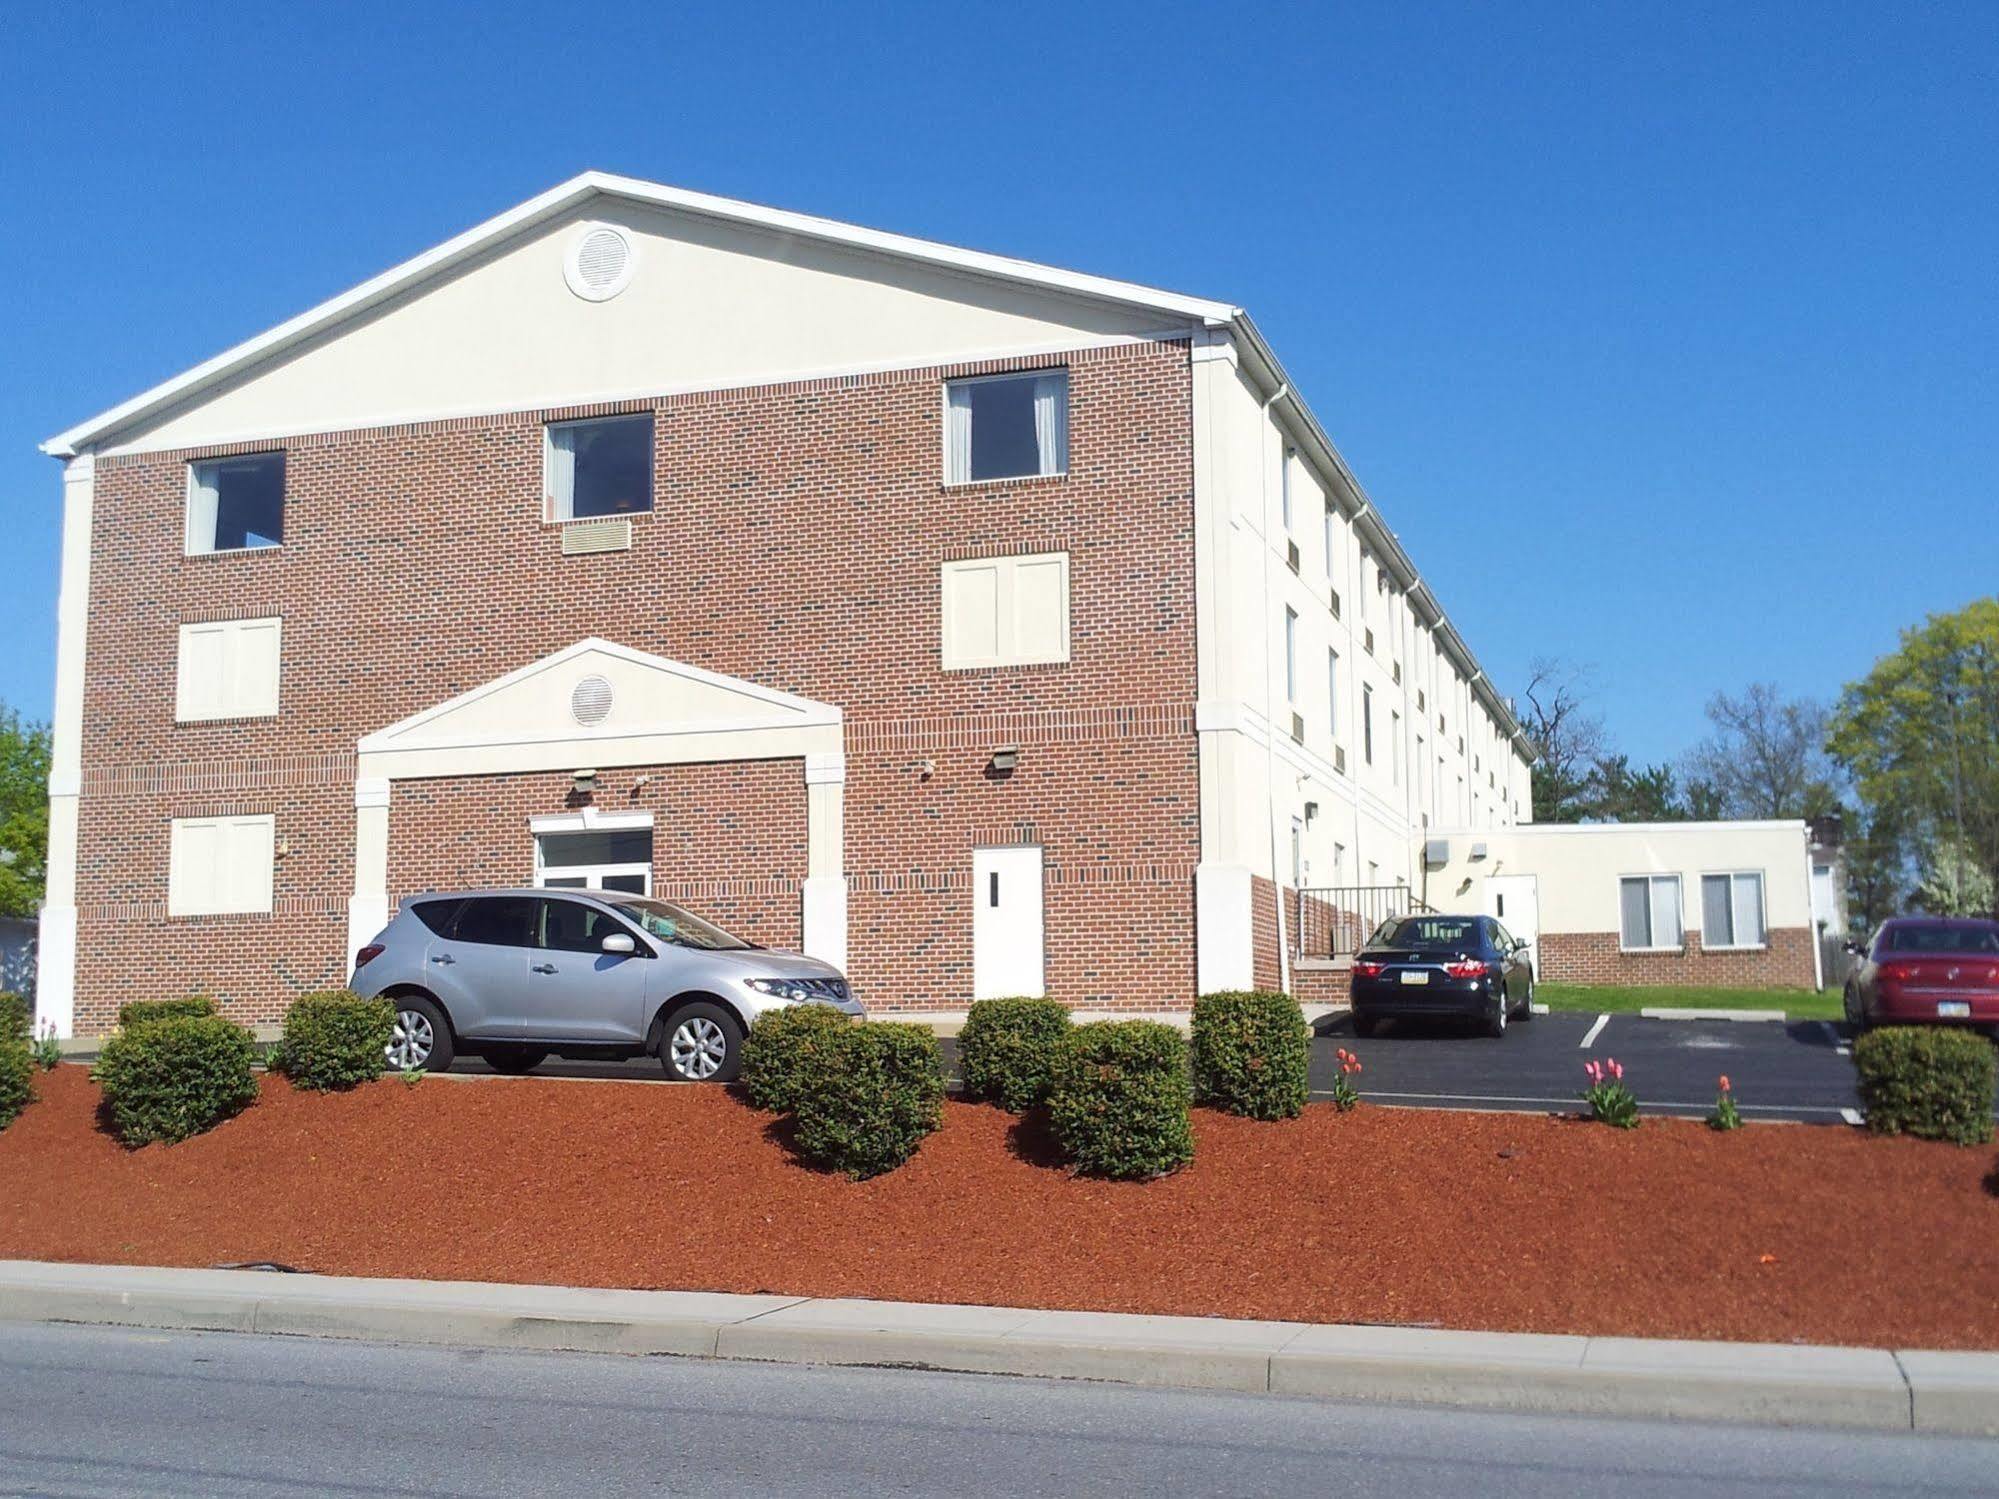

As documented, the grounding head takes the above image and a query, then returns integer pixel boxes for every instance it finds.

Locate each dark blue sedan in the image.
[1349,913,1535,1039]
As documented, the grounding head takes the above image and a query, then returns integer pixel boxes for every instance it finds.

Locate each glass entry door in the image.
[534,827,653,895]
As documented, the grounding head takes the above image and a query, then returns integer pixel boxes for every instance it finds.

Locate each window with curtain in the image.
[186,452,285,554]
[1619,874,1683,950]
[944,370,1068,483]
[1284,607,1298,703]
[545,413,654,520]
[1701,871,1767,948]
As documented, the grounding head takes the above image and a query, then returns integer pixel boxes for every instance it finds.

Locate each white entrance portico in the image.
[347,638,847,967]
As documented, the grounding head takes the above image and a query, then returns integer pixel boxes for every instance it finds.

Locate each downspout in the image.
[1258,382,1291,994]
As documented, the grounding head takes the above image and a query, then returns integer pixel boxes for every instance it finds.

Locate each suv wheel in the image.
[483,1046,547,1075]
[661,1003,743,1083]
[386,995,454,1072]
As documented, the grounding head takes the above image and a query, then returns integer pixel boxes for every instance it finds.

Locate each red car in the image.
[1843,917,1999,1032]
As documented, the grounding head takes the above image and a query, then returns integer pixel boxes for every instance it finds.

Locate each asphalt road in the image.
[3,1322,1995,1498]
[430,1010,1893,1123]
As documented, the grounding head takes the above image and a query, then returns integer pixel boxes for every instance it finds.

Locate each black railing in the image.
[1293,885,1433,960]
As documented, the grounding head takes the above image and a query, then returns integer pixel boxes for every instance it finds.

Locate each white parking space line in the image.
[1840,1107,1864,1126]
[1579,1013,1611,1050]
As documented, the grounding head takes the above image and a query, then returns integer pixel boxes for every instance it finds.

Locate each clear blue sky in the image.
[2,0,1992,765]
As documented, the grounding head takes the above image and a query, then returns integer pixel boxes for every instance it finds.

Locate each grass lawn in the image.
[1538,983,1844,1021]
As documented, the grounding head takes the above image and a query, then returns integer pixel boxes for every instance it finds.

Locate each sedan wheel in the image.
[1485,990,1508,1039]
[661,1002,743,1083]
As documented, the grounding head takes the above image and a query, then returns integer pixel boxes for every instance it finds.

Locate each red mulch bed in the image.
[4,1065,1996,1348]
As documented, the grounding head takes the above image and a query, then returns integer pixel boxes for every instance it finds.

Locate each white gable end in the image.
[356,638,842,781]
[97,191,1200,454]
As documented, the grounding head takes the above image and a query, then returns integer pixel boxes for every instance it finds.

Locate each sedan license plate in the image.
[1938,1001,1971,1018]
[1399,970,1430,985]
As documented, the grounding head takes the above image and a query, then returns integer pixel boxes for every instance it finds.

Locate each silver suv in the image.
[348,889,860,1081]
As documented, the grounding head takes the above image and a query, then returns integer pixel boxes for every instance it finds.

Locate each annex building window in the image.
[940,551,1070,669]
[546,413,654,520]
[944,370,1067,484]
[1701,871,1767,948]
[186,452,284,555]
[1619,874,1683,952]
[168,814,274,916]
[175,617,281,722]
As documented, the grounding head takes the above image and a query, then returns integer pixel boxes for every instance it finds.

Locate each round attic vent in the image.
[571,675,614,727]
[564,225,636,302]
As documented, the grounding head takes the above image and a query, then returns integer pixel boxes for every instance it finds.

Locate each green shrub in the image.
[0,1041,31,1130]
[1854,1027,1996,1146]
[958,997,1072,1112]
[92,1015,258,1146]
[0,992,28,1044]
[117,995,218,1030]
[271,990,394,1091]
[1189,990,1309,1120]
[741,1003,854,1113]
[790,1022,945,1179]
[1048,1020,1193,1180]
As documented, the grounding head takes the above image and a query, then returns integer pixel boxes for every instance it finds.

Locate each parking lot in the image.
[1305,1010,1869,1123]
[424,1008,1913,1125]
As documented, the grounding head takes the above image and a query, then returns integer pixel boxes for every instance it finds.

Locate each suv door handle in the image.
[531,963,557,975]
[430,954,456,966]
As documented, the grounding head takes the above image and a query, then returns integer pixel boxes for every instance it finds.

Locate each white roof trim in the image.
[45,170,1238,457]
[356,636,840,754]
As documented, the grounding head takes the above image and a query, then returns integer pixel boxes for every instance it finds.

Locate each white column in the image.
[801,750,847,970]
[347,776,392,960]
[35,454,93,1038]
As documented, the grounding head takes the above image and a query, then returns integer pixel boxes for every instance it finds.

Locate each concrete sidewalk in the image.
[2,1260,1992,1435]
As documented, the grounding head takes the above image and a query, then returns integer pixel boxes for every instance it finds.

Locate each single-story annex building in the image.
[33,173,1816,1036]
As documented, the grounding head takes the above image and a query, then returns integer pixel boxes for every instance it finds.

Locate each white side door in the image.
[1485,874,1541,974]
[973,845,1045,999]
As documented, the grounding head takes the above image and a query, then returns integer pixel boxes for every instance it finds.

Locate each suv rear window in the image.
[406,899,464,936]
[448,896,537,948]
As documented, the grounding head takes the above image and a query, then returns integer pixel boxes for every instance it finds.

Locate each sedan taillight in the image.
[354,944,385,969]
[1355,960,1385,979]
[1444,959,1486,979]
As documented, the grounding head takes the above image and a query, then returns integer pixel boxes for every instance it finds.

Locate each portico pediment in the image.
[356,637,841,780]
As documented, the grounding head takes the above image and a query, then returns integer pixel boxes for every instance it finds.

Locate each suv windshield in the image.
[602,896,752,951]
[1378,916,1484,951]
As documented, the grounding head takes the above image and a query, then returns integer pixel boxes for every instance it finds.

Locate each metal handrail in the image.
[1293,884,1435,960]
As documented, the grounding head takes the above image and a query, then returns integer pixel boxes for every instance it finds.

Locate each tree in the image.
[1842,802,1910,932]
[1589,756,1686,822]
[1520,658,1608,823]
[1829,598,1999,916]
[0,707,51,919]
[1682,683,1839,820]
[1914,836,1995,917]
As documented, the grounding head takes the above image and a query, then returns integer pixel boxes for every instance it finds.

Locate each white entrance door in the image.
[1485,874,1541,974]
[973,845,1045,999]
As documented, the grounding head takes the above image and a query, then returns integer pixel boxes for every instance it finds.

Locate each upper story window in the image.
[186,453,284,555]
[1283,607,1299,703]
[944,370,1068,484]
[1280,447,1295,532]
[546,413,654,520]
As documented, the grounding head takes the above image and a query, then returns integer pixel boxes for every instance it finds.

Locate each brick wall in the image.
[69,338,1200,1028]
[1538,928,1817,989]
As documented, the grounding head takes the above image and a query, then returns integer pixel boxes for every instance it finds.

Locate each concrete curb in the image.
[2,1261,1991,1434]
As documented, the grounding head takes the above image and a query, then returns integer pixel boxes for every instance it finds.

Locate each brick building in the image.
[34,174,1810,1037]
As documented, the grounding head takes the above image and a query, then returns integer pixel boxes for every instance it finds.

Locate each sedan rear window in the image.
[1378,916,1485,951]
[1887,922,1999,954]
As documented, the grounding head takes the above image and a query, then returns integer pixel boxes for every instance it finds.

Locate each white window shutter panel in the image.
[943,562,1002,666]
[1011,556,1068,662]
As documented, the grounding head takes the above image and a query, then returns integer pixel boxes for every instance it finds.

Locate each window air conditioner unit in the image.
[1286,539,1301,573]
[1423,838,1450,870]
[1290,711,1305,743]
[1334,744,1347,774]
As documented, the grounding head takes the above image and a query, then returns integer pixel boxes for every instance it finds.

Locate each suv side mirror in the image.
[601,932,636,956]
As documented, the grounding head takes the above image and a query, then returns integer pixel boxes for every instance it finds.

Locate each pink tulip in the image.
[1610,1059,1624,1080]
[1719,1075,1731,1093]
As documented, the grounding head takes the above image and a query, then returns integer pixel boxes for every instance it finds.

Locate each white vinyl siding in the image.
[939,552,1070,669]
[175,617,282,722]
[1619,874,1683,951]
[168,815,275,916]
[1701,871,1768,948]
